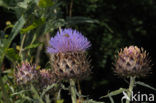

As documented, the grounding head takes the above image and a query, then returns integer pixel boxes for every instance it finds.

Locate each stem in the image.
[126,76,135,103]
[70,79,77,103]
[77,80,83,102]
[35,35,44,65]
[19,34,26,61]
[54,89,61,103]
[45,33,54,68]
[35,44,43,65]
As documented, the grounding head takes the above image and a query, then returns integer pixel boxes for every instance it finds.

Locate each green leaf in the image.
[0,39,9,61]
[100,88,127,99]
[0,16,25,70]
[24,43,41,50]
[0,0,11,9]
[9,16,26,44]
[38,0,54,8]
[17,0,32,9]
[135,81,156,91]
[44,19,65,33]
[66,16,99,25]
[20,94,33,102]
[5,48,20,62]
[21,18,45,33]
[41,83,57,98]
[31,84,44,103]
[11,90,30,96]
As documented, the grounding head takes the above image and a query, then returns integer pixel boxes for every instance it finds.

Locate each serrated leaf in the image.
[135,81,156,91]
[100,88,127,99]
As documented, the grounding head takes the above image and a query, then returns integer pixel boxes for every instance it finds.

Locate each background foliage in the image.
[0,0,156,102]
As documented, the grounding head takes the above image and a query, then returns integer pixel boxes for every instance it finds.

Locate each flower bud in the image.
[114,46,151,77]
[15,62,38,84]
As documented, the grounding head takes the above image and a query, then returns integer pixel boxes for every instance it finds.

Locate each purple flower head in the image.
[47,28,91,53]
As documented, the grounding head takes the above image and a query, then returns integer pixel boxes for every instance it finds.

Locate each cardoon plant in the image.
[47,28,91,103]
[114,46,152,103]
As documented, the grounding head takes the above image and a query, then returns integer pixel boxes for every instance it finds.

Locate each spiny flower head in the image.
[114,46,151,77]
[47,28,91,79]
[47,28,91,53]
[39,69,56,88]
[15,62,38,85]
[53,52,91,79]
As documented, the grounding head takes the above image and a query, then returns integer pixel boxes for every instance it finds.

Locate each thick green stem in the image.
[70,79,77,103]
[54,89,61,103]
[126,76,135,103]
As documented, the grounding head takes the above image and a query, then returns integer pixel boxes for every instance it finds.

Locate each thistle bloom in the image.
[47,28,91,79]
[114,46,151,77]
[47,28,91,53]
[15,62,38,85]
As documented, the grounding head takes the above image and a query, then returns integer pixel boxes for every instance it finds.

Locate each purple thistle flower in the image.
[47,28,91,53]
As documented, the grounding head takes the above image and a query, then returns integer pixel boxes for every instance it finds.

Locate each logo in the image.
[122,91,155,102]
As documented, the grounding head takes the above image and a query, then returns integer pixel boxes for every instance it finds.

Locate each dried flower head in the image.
[15,62,38,85]
[47,28,91,79]
[39,69,56,88]
[114,46,152,77]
